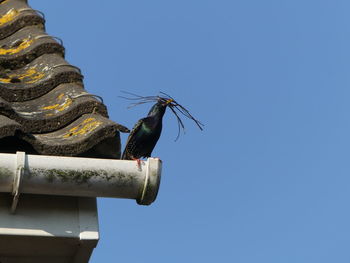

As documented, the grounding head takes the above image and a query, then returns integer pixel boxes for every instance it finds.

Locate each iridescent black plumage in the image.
[122,101,167,160]
[121,92,204,160]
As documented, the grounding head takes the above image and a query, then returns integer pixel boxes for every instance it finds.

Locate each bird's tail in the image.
[121,149,131,160]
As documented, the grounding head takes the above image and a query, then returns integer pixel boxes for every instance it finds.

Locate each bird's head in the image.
[158,97,174,106]
[147,98,174,117]
[120,91,204,140]
[147,100,167,117]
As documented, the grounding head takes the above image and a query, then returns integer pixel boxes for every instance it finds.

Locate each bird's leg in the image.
[132,157,142,170]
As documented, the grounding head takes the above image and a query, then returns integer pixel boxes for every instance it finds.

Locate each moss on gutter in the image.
[0,167,12,179]
[29,168,137,186]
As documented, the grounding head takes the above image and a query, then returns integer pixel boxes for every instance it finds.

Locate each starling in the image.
[121,92,204,162]
[122,99,171,160]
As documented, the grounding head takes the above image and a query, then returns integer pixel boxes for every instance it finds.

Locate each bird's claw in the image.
[133,158,144,171]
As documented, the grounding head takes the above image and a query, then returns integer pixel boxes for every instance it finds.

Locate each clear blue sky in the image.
[32,1,350,262]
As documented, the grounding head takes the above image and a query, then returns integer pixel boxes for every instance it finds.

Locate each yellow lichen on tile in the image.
[0,0,12,5]
[0,8,18,26]
[0,37,34,55]
[63,118,102,138]
[0,77,11,83]
[42,94,73,112]
[0,67,45,84]
[19,68,45,83]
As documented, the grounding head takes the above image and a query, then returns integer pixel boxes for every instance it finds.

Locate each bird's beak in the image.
[165,99,173,105]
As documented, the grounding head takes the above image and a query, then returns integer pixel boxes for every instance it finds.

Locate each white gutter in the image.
[0,152,162,212]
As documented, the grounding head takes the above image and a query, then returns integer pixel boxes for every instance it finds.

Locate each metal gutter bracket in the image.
[11,151,25,213]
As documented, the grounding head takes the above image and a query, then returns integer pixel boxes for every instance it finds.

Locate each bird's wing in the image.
[122,118,146,159]
[125,118,145,145]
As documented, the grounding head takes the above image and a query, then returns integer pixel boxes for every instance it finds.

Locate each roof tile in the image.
[0,0,44,40]
[0,0,128,158]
